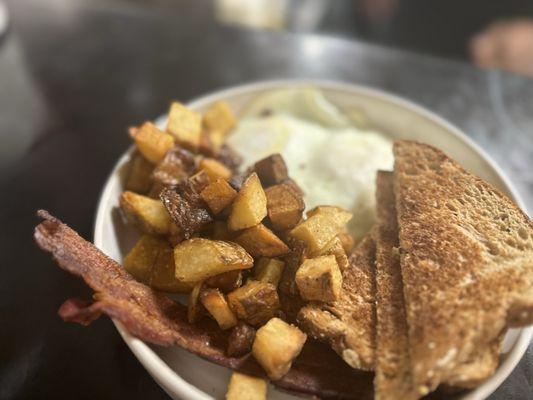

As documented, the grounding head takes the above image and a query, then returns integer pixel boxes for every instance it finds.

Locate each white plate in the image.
[94,80,532,400]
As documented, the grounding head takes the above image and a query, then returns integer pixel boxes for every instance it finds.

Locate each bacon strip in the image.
[34,210,373,399]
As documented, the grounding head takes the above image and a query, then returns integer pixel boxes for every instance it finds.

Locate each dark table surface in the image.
[0,0,531,399]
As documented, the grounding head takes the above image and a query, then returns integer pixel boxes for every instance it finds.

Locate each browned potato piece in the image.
[338,230,356,254]
[174,238,253,282]
[189,170,211,192]
[131,122,175,164]
[206,270,243,293]
[227,281,280,326]
[188,282,204,323]
[228,173,267,231]
[227,322,256,357]
[265,183,305,231]
[200,158,233,181]
[208,129,225,152]
[226,372,267,400]
[289,206,352,255]
[120,191,172,235]
[203,101,236,135]
[200,288,238,330]
[295,255,342,302]
[252,318,307,380]
[151,147,197,187]
[234,224,289,258]
[209,220,233,241]
[319,236,349,271]
[124,235,192,293]
[125,153,154,194]
[200,178,238,214]
[166,102,202,149]
[254,258,285,287]
[254,154,288,187]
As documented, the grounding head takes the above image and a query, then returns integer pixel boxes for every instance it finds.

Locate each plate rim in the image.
[94,78,532,400]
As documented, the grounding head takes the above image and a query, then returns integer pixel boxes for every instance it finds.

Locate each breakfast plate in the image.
[93,80,532,400]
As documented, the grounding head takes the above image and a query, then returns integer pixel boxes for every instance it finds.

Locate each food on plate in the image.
[206,270,243,293]
[374,171,415,400]
[34,88,533,400]
[289,206,353,255]
[187,282,204,323]
[204,101,237,135]
[120,191,172,235]
[125,152,154,193]
[199,157,233,181]
[34,211,370,399]
[265,182,305,231]
[173,238,253,282]
[393,141,533,396]
[124,235,192,293]
[252,318,307,380]
[227,322,256,357]
[200,178,238,214]
[226,372,267,400]
[295,255,342,303]
[233,224,289,257]
[200,288,238,330]
[227,281,280,327]
[228,173,267,231]
[160,183,213,239]
[296,233,377,370]
[227,88,393,239]
[166,102,202,149]
[254,153,289,187]
[151,147,197,187]
[253,257,285,287]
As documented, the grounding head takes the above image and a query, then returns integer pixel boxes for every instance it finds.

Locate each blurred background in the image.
[0,1,532,399]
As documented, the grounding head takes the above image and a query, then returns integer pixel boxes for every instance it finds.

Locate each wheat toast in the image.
[393,140,533,395]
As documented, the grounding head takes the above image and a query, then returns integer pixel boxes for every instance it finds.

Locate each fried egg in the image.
[226,89,393,239]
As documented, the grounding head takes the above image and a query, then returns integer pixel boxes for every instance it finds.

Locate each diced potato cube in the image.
[290,206,353,255]
[254,154,288,187]
[227,322,256,357]
[131,122,174,164]
[226,372,267,400]
[234,224,289,257]
[151,147,196,187]
[125,153,154,194]
[254,258,285,287]
[252,318,307,380]
[206,270,243,293]
[124,235,192,293]
[228,173,267,231]
[265,183,305,231]
[166,102,202,149]
[228,281,280,326]
[319,236,349,271]
[295,255,342,302]
[201,178,238,214]
[174,238,253,282]
[204,101,236,135]
[200,158,233,182]
[120,191,172,235]
[188,282,204,324]
[189,170,211,192]
[200,288,237,330]
[338,230,356,254]
[208,129,225,152]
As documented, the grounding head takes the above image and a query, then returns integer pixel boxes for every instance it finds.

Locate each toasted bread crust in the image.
[297,233,376,370]
[393,140,533,395]
[374,171,418,400]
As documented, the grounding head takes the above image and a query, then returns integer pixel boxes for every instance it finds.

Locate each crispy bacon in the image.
[33,210,373,399]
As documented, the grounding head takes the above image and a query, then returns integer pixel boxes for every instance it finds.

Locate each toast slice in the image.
[393,140,533,395]
[297,232,377,370]
[374,171,418,400]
